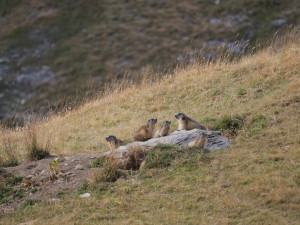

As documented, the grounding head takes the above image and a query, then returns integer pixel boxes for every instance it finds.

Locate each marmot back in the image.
[175,113,207,131]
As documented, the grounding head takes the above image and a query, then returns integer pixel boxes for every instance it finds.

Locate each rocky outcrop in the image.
[102,129,230,169]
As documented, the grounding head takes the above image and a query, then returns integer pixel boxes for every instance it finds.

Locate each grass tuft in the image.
[25,127,50,161]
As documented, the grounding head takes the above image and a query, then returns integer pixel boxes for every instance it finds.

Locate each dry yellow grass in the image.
[0,31,300,224]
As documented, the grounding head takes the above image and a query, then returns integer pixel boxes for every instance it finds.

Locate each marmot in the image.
[188,133,207,148]
[132,118,157,142]
[105,135,123,151]
[175,113,207,130]
[154,120,171,138]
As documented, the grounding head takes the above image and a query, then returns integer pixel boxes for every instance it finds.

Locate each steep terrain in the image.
[0,0,299,120]
[0,32,299,224]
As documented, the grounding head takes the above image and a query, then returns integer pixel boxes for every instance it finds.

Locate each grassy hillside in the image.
[0,32,299,224]
[0,0,299,118]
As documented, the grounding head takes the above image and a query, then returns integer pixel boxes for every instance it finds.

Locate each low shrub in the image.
[212,115,245,132]
[25,127,50,161]
[87,158,105,168]
[88,158,127,188]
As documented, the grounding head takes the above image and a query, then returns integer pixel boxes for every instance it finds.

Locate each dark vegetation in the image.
[0,0,299,122]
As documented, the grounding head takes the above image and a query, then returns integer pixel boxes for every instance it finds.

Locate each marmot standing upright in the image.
[154,120,171,138]
[105,135,123,151]
[175,113,207,131]
[188,132,207,148]
[132,118,157,142]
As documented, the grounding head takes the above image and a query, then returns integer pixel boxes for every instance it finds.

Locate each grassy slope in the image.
[0,35,300,224]
[1,0,299,108]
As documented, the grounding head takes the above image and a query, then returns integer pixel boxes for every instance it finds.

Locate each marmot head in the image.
[105,135,117,142]
[175,113,186,120]
[162,120,171,127]
[147,118,157,127]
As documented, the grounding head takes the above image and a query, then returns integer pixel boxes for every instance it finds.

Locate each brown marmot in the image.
[175,113,207,130]
[154,120,171,138]
[188,133,207,148]
[105,135,123,151]
[132,118,158,142]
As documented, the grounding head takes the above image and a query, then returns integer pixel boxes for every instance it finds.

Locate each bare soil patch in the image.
[1,154,99,213]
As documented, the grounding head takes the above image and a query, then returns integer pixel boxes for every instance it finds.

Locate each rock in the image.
[209,18,220,24]
[75,165,83,170]
[0,57,9,63]
[117,129,230,151]
[72,158,80,162]
[63,163,68,166]
[80,193,90,198]
[271,19,288,28]
[26,175,34,180]
[102,129,230,169]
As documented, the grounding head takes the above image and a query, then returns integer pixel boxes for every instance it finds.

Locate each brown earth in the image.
[1,154,99,214]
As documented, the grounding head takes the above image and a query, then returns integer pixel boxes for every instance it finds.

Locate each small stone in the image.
[209,18,220,24]
[80,193,90,198]
[26,175,34,180]
[72,158,80,162]
[75,165,83,170]
[271,18,288,28]
[64,156,71,160]
[67,173,76,177]
[284,145,290,149]
[63,163,68,166]
[41,169,47,174]
[90,156,97,159]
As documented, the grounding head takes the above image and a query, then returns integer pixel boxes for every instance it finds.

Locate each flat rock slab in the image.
[104,129,230,159]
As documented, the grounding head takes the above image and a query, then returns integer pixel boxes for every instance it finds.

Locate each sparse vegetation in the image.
[87,158,104,168]
[25,127,50,161]
[49,158,61,180]
[5,176,23,186]
[21,199,39,208]
[0,134,19,167]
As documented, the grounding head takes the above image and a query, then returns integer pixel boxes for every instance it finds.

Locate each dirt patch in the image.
[1,154,99,213]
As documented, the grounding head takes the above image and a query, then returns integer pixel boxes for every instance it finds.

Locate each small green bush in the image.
[78,182,89,194]
[22,199,39,208]
[30,188,37,193]
[5,176,24,186]
[87,158,104,168]
[237,88,247,96]
[145,151,177,169]
[248,114,268,135]
[213,115,245,132]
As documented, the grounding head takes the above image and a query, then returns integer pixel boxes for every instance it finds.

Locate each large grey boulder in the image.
[103,129,230,162]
